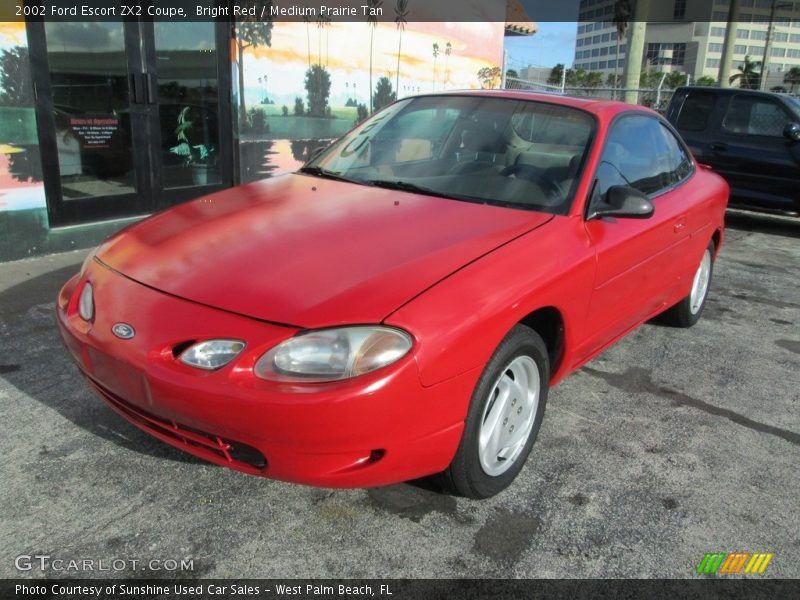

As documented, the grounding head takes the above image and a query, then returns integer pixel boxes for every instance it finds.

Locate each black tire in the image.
[661,240,716,328]
[441,324,549,499]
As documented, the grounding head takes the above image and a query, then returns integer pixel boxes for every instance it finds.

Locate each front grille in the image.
[85,376,267,473]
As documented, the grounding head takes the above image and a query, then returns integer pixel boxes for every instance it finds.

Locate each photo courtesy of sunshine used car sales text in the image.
[14,583,394,597]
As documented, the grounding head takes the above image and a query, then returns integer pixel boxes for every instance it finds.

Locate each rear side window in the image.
[677,91,717,131]
[723,95,791,136]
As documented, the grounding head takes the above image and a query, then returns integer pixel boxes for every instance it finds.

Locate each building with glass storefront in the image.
[0,4,535,262]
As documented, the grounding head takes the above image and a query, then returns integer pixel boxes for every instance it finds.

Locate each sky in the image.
[505,22,578,72]
[506,0,581,71]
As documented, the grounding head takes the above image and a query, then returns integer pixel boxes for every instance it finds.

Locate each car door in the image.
[710,93,800,211]
[577,114,696,360]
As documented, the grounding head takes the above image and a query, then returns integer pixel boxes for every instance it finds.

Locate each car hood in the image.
[96,174,553,327]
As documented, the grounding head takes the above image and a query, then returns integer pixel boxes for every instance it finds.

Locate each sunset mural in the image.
[241,21,503,105]
[0,17,508,211]
[234,20,505,182]
[0,21,46,212]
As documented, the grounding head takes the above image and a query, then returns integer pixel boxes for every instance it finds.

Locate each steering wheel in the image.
[499,163,564,203]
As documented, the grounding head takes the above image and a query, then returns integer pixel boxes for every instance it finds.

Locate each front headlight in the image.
[254,326,413,382]
[78,282,94,322]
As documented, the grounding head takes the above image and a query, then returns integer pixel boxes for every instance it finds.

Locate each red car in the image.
[57,91,728,498]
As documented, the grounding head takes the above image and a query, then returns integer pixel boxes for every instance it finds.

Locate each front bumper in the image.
[56,259,477,487]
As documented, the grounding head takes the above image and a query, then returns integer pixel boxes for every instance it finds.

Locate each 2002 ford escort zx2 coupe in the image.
[57,91,728,498]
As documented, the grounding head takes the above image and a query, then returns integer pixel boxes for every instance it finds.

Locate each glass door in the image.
[27,19,233,227]
[147,21,233,208]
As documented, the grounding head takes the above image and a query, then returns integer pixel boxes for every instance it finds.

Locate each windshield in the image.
[301,95,595,214]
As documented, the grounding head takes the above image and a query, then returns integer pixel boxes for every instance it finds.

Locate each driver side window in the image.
[595,114,674,198]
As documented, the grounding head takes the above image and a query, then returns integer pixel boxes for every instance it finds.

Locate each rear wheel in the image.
[661,240,715,327]
[441,325,549,499]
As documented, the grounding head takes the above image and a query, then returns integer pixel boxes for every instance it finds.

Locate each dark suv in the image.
[666,87,800,216]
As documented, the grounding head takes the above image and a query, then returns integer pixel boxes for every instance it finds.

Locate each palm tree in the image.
[303,15,311,69]
[316,16,324,66]
[784,66,800,93]
[323,15,332,66]
[432,43,440,91]
[729,55,761,90]
[612,0,632,100]
[394,0,409,97]
[366,0,383,113]
[443,42,452,88]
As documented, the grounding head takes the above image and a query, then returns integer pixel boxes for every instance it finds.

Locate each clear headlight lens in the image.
[254,326,413,382]
[78,282,94,322]
[179,339,246,370]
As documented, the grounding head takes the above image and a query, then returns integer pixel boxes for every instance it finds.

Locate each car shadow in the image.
[725,209,800,239]
[0,262,202,465]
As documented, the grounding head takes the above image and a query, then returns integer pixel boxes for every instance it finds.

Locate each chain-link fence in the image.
[504,77,677,113]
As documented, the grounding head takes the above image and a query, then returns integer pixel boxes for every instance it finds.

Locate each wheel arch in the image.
[711,228,722,256]
[518,306,566,381]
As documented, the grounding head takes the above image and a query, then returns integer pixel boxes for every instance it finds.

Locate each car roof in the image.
[675,86,788,99]
[409,89,655,120]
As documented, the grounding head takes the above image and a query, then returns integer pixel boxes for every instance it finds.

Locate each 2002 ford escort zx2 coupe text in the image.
[57,91,728,498]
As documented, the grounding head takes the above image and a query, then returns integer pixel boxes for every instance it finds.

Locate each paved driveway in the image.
[1,210,798,578]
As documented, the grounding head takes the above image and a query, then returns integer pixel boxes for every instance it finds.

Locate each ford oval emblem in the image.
[112,323,135,340]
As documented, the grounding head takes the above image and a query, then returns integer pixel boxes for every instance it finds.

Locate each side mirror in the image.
[588,185,654,220]
[784,123,800,142]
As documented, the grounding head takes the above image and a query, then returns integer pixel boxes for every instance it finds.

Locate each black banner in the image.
[4,0,799,23]
[3,579,799,600]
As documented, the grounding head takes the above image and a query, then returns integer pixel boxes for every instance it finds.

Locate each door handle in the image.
[144,72,157,104]
[673,215,687,233]
[130,73,147,104]
[711,142,728,151]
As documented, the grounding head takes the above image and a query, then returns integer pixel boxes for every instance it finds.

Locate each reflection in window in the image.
[44,22,135,199]
[155,23,221,189]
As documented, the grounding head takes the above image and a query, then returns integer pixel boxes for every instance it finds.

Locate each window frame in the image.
[583,111,696,220]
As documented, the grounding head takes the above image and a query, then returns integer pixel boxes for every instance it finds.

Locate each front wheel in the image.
[661,240,715,328]
[441,325,549,499]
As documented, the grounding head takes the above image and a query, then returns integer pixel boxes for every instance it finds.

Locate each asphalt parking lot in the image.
[0,209,798,579]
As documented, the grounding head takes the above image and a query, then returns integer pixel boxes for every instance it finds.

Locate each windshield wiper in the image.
[297,166,362,184]
[363,179,467,200]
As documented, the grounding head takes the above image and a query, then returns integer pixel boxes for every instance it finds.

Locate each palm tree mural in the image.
[316,16,325,66]
[729,55,761,89]
[324,16,332,66]
[394,0,409,98]
[443,41,452,88]
[432,42,440,91]
[367,0,383,113]
[303,15,311,69]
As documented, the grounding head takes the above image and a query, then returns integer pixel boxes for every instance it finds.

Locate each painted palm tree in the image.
[324,16,332,66]
[316,16,325,66]
[432,43,440,91]
[730,55,761,89]
[303,15,311,69]
[367,0,383,113]
[443,42,452,88]
[612,0,632,100]
[394,0,409,97]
